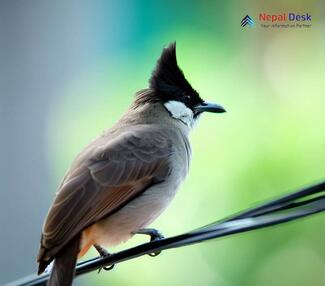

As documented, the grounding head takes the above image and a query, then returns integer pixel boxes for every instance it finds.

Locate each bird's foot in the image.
[133,228,165,257]
[94,244,115,273]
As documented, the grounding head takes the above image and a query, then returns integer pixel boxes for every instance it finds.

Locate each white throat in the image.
[164,100,194,127]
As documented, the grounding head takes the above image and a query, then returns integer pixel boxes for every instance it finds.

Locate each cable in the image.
[6,180,325,286]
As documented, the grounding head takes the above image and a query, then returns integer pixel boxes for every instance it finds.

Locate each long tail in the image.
[47,234,81,286]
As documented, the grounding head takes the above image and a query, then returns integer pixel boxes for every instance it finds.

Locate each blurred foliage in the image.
[44,1,325,285]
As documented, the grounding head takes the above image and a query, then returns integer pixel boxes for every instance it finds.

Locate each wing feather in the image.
[39,127,173,262]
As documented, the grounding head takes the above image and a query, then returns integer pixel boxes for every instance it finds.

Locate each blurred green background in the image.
[1,0,325,285]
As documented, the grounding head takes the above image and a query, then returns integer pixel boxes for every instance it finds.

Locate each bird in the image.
[37,42,226,286]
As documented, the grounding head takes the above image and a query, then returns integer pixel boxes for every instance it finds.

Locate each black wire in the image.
[7,180,325,286]
[233,181,325,219]
[197,180,325,231]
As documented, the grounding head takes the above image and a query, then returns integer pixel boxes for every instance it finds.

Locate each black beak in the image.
[194,101,226,114]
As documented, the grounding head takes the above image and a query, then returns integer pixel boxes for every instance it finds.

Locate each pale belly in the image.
[80,178,182,255]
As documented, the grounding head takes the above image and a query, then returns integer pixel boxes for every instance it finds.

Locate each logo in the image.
[241,15,255,27]
[240,13,312,29]
[259,12,312,22]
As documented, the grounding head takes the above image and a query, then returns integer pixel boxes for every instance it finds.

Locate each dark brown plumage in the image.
[38,126,174,276]
[46,234,80,286]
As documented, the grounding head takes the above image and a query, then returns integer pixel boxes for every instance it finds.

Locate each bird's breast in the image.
[80,129,191,254]
[81,173,183,251]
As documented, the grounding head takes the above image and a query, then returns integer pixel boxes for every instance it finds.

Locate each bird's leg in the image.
[133,228,165,257]
[94,244,115,273]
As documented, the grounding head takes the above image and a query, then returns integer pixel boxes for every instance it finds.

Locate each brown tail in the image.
[47,234,81,286]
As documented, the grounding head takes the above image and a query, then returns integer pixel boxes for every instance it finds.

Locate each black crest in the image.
[148,42,203,108]
[133,43,203,109]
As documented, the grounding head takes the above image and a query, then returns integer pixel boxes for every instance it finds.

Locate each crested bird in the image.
[37,42,226,286]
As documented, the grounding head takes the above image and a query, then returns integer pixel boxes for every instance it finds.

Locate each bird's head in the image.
[134,42,225,127]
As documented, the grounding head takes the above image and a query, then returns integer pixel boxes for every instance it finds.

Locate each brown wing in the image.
[38,126,173,263]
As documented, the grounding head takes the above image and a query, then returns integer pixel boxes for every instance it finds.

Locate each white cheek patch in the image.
[164,100,194,127]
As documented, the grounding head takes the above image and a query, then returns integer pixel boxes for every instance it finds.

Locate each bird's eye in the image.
[180,94,191,104]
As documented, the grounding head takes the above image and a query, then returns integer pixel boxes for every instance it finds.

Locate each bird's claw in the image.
[148,251,161,257]
[133,228,165,257]
[94,244,115,274]
[97,264,115,273]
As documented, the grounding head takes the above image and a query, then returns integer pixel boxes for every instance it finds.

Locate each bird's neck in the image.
[118,102,192,136]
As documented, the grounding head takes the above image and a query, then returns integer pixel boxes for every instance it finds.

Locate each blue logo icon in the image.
[241,15,255,27]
